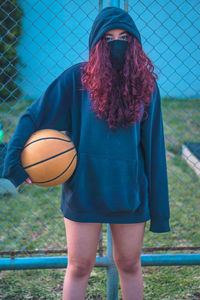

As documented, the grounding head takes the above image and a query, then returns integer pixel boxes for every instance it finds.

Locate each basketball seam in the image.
[32,153,77,184]
[24,137,72,148]
[23,147,75,169]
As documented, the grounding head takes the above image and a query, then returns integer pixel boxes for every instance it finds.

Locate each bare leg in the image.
[62,218,102,300]
[110,222,146,300]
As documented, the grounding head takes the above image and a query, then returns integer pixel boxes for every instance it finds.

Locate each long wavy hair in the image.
[80,34,158,130]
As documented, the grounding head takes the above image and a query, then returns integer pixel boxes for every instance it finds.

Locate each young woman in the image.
[3,7,170,300]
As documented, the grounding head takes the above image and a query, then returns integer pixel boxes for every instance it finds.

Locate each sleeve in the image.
[140,81,170,233]
[2,67,74,187]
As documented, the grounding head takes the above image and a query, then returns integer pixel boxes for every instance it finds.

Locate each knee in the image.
[67,258,94,278]
[114,255,141,274]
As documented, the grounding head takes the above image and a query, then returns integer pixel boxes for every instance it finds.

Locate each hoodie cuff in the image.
[149,217,170,233]
[3,165,29,188]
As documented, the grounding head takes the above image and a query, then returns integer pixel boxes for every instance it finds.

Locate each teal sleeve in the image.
[141,82,170,233]
[2,67,74,187]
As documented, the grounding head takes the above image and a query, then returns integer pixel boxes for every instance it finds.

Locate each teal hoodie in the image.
[2,7,170,233]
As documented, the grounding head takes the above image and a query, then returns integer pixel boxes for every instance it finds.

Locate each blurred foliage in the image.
[0,0,23,102]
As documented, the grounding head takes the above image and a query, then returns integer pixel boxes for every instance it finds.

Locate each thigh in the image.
[110,222,146,261]
[64,217,102,263]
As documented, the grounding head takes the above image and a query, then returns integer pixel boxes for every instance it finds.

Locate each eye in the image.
[121,35,128,40]
[105,37,112,42]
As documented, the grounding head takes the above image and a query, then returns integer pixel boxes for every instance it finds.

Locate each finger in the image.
[22,178,33,185]
[27,178,33,185]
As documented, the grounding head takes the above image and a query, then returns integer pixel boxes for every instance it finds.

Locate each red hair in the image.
[80,34,158,130]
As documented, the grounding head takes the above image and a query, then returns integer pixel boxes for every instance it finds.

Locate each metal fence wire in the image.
[0,0,200,271]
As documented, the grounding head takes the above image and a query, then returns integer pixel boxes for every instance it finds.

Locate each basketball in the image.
[21,129,77,187]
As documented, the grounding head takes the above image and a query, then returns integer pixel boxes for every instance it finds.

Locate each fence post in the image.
[106,224,119,300]
[124,0,129,12]
[107,0,120,8]
[99,0,103,12]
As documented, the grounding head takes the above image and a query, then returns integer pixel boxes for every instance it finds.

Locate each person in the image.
[2,6,170,300]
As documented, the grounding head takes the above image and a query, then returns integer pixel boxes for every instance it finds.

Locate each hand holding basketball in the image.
[21,129,77,187]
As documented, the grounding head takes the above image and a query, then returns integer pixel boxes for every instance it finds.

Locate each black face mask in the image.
[107,39,128,69]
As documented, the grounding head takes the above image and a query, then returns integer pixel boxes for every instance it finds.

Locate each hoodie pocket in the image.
[66,152,141,214]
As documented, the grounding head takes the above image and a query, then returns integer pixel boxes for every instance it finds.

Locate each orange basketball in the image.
[21,129,77,187]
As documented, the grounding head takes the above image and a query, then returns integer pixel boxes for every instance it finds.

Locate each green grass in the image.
[0,266,200,299]
[0,98,200,299]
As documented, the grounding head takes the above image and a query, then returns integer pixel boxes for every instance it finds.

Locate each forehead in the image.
[105,28,127,35]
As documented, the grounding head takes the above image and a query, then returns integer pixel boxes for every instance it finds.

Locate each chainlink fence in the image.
[0,0,200,270]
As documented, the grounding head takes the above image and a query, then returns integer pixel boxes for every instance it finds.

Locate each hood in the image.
[89,6,141,54]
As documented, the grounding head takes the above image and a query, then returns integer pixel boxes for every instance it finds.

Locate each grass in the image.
[0,266,200,299]
[0,98,200,299]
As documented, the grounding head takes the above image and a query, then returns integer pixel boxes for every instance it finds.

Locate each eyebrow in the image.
[105,31,128,36]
